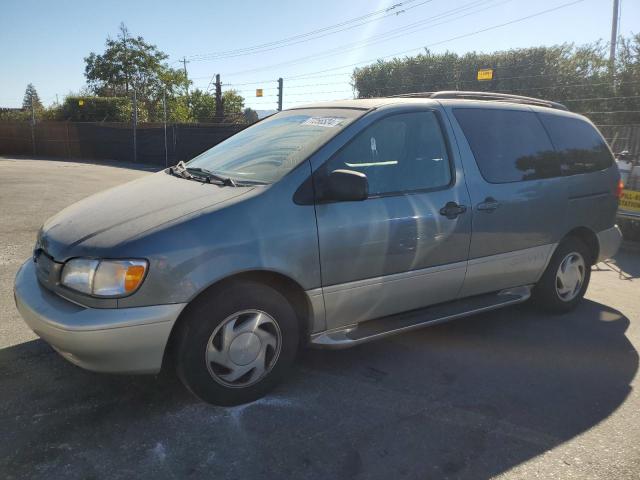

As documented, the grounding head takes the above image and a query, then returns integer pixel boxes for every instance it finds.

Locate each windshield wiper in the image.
[168,161,236,186]
[169,161,196,180]
[186,167,237,187]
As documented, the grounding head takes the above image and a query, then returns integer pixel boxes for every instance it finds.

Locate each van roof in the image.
[290,91,569,113]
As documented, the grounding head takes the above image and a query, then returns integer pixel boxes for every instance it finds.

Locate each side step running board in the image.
[310,286,532,349]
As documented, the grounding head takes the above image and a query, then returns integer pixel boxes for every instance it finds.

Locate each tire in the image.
[175,281,299,406]
[532,236,592,313]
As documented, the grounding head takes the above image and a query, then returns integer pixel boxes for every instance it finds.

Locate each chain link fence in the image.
[599,125,640,158]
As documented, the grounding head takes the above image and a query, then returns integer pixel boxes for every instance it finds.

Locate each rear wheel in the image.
[176,281,299,406]
[532,237,592,313]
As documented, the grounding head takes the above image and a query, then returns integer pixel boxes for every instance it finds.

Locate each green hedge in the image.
[59,96,132,122]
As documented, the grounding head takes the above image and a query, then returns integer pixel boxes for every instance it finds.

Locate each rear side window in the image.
[538,114,613,175]
[453,108,558,183]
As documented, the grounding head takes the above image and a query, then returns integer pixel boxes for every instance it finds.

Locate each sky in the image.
[0,0,637,111]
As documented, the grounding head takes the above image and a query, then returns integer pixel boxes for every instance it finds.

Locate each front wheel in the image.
[175,281,299,406]
[532,237,592,313]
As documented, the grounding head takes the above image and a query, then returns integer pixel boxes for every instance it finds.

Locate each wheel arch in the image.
[161,269,313,371]
[562,226,599,264]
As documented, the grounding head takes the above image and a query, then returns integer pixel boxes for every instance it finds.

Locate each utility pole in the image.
[163,89,168,168]
[182,56,190,96]
[277,77,283,111]
[215,74,223,122]
[132,90,138,163]
[609,0,620,77]
[122,24,129,94]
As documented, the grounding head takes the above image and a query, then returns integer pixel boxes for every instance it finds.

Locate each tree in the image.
[243,107,259,124]
[351,35,640,125]
[612,33,640,125]
[84,23,187,121]
[166,95,191,123]
[22,84,43,111]
[222,90,245,117]
[58,96,131,122]
[188,89,217,122]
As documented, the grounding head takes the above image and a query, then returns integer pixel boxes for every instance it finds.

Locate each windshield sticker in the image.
[301,117,345,128]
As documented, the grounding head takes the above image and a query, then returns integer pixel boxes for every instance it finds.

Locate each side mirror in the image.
[323,169,368,202]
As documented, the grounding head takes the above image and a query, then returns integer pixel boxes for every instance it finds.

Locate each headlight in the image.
[60,258,148,297]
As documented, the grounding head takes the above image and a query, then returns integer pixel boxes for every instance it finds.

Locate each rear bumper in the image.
[596,225,623,263]
[617,210,640,221]
[14,260,186,374]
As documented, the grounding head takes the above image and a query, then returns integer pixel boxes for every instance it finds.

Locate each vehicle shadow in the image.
[298,298,637,478]
[0,299,636,480]
[596,249,640,280]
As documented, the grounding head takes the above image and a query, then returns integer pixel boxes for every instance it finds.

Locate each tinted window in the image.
[538,114,613,175]
[326,111,451,195]
[453,108,559,183]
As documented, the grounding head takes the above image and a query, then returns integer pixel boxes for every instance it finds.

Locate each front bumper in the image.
[14,260,186,374]
[596,225,623,263]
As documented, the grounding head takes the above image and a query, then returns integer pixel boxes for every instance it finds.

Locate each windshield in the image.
[186,108,363,184]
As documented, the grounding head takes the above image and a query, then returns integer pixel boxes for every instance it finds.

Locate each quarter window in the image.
[326,111,452,195]
[538,113,613,175]
[453,108,559,183]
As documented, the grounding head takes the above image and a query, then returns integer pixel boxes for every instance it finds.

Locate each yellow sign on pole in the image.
[78,99,85,106]
[477,69,494,81]
[256,89,263,97]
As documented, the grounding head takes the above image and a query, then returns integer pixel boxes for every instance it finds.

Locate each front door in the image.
[313,108,472,330]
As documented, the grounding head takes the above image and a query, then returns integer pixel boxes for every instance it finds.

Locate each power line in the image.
[186,0,428,61]
[499,80,640,93]
[224,0,508,76]
[347,69,615,89]
[270,0,585,81]
[189,74,640,112]
[206,80,640,110]
[563,95,640,102]
[363,80,640,95]
[283,71,354,81]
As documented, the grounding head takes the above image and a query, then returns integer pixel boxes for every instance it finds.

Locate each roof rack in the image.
[388,91,568,111]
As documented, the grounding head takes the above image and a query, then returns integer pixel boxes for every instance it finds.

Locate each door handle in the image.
[439,201,467,219]
[476,197,500,212]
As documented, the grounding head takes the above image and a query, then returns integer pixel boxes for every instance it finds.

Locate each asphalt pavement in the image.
[1,157,638,479]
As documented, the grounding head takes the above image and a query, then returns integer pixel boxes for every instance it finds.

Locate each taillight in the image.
[616,179,624,199]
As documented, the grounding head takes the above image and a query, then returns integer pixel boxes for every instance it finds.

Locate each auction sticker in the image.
[302,117,345,127]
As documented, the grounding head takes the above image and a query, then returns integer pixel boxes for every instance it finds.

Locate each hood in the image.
[39,170,254,260]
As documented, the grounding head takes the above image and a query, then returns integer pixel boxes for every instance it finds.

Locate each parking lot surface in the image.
[1,157,639,479]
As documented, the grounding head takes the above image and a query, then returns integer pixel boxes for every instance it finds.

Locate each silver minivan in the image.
[14,91,623,405]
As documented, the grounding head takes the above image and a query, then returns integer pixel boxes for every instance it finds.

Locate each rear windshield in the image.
[187,108,363,184]
[537,113,613,175]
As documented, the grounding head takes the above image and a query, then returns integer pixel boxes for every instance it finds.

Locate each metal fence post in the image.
[132,90,138,163]
[172,124,176,163]
[65,122,71,159]
[30,97,36,156]
[163,90,168,168]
